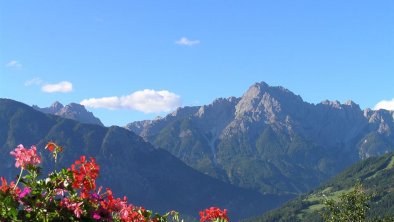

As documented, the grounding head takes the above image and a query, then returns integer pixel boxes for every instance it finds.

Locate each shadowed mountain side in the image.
[0,98,293,220]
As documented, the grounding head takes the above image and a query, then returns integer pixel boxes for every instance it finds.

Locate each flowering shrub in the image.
[0,142,229,222]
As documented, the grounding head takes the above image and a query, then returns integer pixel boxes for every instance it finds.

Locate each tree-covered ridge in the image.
[245,153,394,222]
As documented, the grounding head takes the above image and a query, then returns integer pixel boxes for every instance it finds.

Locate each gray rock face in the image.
[33,101,64,114]
[125,81,394,195]
[33,102,104,126]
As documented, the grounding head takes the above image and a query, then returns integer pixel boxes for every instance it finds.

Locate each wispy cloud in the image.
[175,37,200,46]
[24,77,43,86]
[41,81,73,93]
[374,98,394,111]
[6,60,22,68]
[81,89,181,113]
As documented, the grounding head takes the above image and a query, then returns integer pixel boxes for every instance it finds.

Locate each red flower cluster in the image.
[70,155,100,198]
[0,177,9,193]
[199,207,229,222]
[99,188,147,222]
[0,177,21,198]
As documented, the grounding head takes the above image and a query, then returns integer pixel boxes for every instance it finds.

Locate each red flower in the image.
[45,142,56,152]
[98,188,147,222]
[199,207,229,222]
[9,181,21,197]
[100,188,126,212]
[45,142,63,153]
[70,155,100,198]
[1,177,9,193]
[119,205,147,222]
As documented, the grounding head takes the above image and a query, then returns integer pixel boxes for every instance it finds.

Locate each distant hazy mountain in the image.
[0,99,292,220]
[126,81,394,195]
[33,101,104,126]
[247,152,394,221]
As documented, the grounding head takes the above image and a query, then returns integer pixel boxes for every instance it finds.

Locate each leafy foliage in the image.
[321,182,370,222]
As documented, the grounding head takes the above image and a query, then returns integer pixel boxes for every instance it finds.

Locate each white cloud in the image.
[175,37,200,46]
[374,98,394,111]
[41,81,73,93]
[24,77,43,86]
[6,60,22,68]
[80,89,181,113]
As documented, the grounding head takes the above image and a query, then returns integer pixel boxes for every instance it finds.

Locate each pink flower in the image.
[60,198,84,218]
[92,212,101,220]
[19,187,31,198]
[25,207,33,212]
[10,144,41,168]
[73,202,83,218]
[54,188,67,196]
[90,193,102,201]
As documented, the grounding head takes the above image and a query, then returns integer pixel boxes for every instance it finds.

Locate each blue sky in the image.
[1,1,393,126]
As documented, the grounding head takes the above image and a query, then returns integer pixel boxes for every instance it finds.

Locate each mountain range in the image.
[0,98,291,220]
[2,81,394,221]
[126,81,394,195]
[33,101,104,126]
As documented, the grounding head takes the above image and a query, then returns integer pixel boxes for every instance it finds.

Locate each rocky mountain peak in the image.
[169,106,200,118]
[33,102,104,126]
[319,100,362,112]
[33,101,64,114]
[365,109,394,121]
[50,101,64,112]
[234,82,304,122]
[196,97,239,118]
[61,103,87,114]
[241,81,269,99]
[320,100,342,109]
[363,109,394,135]
[235,82,271,118]
[344,100,358,107]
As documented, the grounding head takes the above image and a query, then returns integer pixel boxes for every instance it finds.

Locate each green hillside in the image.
[246,153,394,221]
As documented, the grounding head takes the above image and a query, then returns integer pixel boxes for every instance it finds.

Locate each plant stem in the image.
[13,167,24,190]
[54,151,58,173]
